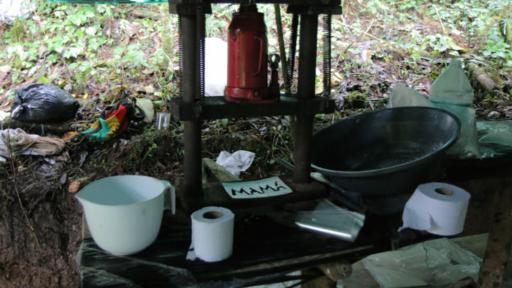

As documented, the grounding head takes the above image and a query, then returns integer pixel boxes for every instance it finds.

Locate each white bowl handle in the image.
[161,180,176,215]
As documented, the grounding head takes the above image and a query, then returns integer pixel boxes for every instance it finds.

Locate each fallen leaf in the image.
[68,180,81,194]
[144,85,155,94]
[68,174,96,194]
[0,65,11,83]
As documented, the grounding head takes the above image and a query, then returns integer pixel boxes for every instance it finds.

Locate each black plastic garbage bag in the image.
[11,83,80,123]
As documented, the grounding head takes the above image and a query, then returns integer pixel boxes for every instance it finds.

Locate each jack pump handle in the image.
[269,54,280,98]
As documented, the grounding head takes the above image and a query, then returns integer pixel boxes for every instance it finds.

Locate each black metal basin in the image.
[312,107,460,213]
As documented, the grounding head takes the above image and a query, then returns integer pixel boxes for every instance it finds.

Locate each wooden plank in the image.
[301,275,336,288]
[200,245,371,280]
[479,176,512,288]
[79,209,380,287]
[202,179,328,209]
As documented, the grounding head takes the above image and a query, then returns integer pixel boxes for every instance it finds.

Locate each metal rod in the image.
[323,13,332,98]
[274,4,289,95]
[293,14,318,183]
[180,14,203,209]
[196,9,205,99]
[288,13,299,95]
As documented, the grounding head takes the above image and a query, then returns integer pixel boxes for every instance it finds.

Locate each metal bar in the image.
[196,10,205,98]
[288,13,299,95]
[322,13,332,98]
[170,96,335,120]
[293,14,318,183]
[274,4,290,95]
[180,14,203,209]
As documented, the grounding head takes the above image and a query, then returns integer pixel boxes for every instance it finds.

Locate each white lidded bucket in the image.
[75,175,175,256]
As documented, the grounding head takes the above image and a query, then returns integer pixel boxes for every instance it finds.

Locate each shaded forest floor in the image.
[1,0,512,287]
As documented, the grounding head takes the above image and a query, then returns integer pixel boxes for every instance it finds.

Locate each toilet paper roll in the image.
[189,206,234,262]
[401,182,471,236]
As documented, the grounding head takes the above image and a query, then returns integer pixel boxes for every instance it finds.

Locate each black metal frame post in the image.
[293,13,318,183]
[180,13,203,209]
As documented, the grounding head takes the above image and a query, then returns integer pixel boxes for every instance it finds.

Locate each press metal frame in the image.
[169,0,341,209]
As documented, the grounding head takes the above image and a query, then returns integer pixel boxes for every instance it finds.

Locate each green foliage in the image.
[481,26,512,66]
[337,0,512,67]
[0,1,177,100]
[1,0,511,104]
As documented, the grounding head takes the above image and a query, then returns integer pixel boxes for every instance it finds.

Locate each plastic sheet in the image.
[0,128,65,161]
[361,238,481,288]
[434,102,480,158]
[388,84,433,108]
[430,60,474,106]
[477,120,512,158]
[295,199,365,242]
[389,59,480,158]
[390,82,512,159]
[430,59,479,158]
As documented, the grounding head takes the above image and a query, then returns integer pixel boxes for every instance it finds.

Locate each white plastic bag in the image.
[205,38,228,96]
[0,0,34,23]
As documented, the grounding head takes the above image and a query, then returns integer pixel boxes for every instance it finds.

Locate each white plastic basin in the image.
[75,175,175,256]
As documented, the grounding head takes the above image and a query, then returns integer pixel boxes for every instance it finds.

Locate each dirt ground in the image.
[0,159,81,288]
[0,117,295,287]
[0,128,182,287]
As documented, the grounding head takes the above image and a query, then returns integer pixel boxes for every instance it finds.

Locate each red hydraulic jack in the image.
[224,4,279,103]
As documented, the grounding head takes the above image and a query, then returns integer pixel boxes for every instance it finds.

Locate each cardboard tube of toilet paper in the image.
[401,182,471,236]
[190,206,234,262]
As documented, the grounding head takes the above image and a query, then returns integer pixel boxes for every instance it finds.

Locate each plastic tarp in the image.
[477,120,512,158]
[389,59,484,159]
[12,84,80,123]
[361,238,481,288]
[0,128,65,162]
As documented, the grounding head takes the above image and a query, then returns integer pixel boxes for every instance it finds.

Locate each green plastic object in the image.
[389,59,480,159]
[430,59,474,106]
[477,120,512,158]
[387,83,432,108]
[46,0,166,4]
[434,102,479,158]
[430,59,479,158]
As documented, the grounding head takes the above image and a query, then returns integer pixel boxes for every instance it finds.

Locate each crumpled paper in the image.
[0,128,65,162]
[0,111,10,122]
[215,150,255,177]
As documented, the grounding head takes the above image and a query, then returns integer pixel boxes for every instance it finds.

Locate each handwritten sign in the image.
[222,176,293,199]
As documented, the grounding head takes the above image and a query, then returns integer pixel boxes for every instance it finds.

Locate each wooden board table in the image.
[78,204,390,288]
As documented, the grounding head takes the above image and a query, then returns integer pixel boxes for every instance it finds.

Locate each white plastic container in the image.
[75,175,175,256]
